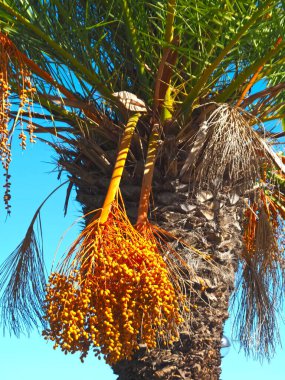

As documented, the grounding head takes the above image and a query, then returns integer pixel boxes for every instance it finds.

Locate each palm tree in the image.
[1,0,285,378]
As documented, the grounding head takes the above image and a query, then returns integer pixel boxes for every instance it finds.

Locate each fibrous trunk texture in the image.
[112,181,243,380]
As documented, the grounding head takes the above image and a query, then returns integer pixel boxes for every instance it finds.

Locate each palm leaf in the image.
[0,181,68,335]
[0,219,46,336]
[234,162,285,358]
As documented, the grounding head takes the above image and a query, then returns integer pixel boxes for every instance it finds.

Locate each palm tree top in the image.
[1,0,285,366]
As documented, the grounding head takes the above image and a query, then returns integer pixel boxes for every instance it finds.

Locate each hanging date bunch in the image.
[43,113,183,364]
[43,205,182,364]
[0,32,36,213]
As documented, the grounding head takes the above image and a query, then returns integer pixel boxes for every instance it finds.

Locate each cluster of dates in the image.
[43,216,183,364]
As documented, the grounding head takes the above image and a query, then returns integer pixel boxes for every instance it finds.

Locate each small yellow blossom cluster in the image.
[18,68,37,149]
[0,34,12,213]
[0,33,36,213]
[43,212,182,364]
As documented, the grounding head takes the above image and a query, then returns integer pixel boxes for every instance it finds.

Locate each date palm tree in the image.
[1,1,285,379]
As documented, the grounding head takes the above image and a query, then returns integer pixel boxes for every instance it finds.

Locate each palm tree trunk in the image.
[60,148,244,379]
[112,182,243,380]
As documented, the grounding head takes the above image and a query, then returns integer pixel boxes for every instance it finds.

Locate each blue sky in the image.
[0,134,285,380]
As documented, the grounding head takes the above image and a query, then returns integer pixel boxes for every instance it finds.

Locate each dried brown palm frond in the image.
[0,218,46,336]
[0,181,68,336]
[233,199,285,360]
[180,103,273,192]
[234,259,282,360]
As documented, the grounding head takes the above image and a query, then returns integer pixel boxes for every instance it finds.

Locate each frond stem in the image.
[235,37,283,106]
[121,0,148,89]
[100,112,141,223]
[165,0,176,44]
[217,37,284,103]
[136,124,160,226]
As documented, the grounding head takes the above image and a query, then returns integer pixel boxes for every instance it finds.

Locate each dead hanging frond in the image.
[180,103,272,191]
[233,191,285,360]
[0,181,69,336]
[0,218,46,336]
[234,257,283,361]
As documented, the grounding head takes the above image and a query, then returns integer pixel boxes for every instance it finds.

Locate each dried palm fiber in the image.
[0,181,68,336]
[43,113,183,364]
[233,184,285,360]
[180,103,276,192]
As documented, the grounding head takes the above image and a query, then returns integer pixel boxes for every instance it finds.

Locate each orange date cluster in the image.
[43,215,182,364]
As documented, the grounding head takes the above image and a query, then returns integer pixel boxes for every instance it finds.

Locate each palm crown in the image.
[1,0,285,370]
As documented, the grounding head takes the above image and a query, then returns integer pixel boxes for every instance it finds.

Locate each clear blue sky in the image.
[0,135,285,380]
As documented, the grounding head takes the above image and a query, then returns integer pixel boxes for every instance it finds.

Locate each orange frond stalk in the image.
[236,66,265,107]
[136,123,160,226]
[265,191,285,220]
[135,119,214,331]
[135,117,211,327]
[153,0,177,118]
[100,112,141,222]
[236,37,283,107]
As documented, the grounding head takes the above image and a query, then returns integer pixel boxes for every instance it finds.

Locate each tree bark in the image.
[112,181,243,379]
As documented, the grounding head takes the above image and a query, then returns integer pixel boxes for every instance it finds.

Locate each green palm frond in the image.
[0,1,280,113]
